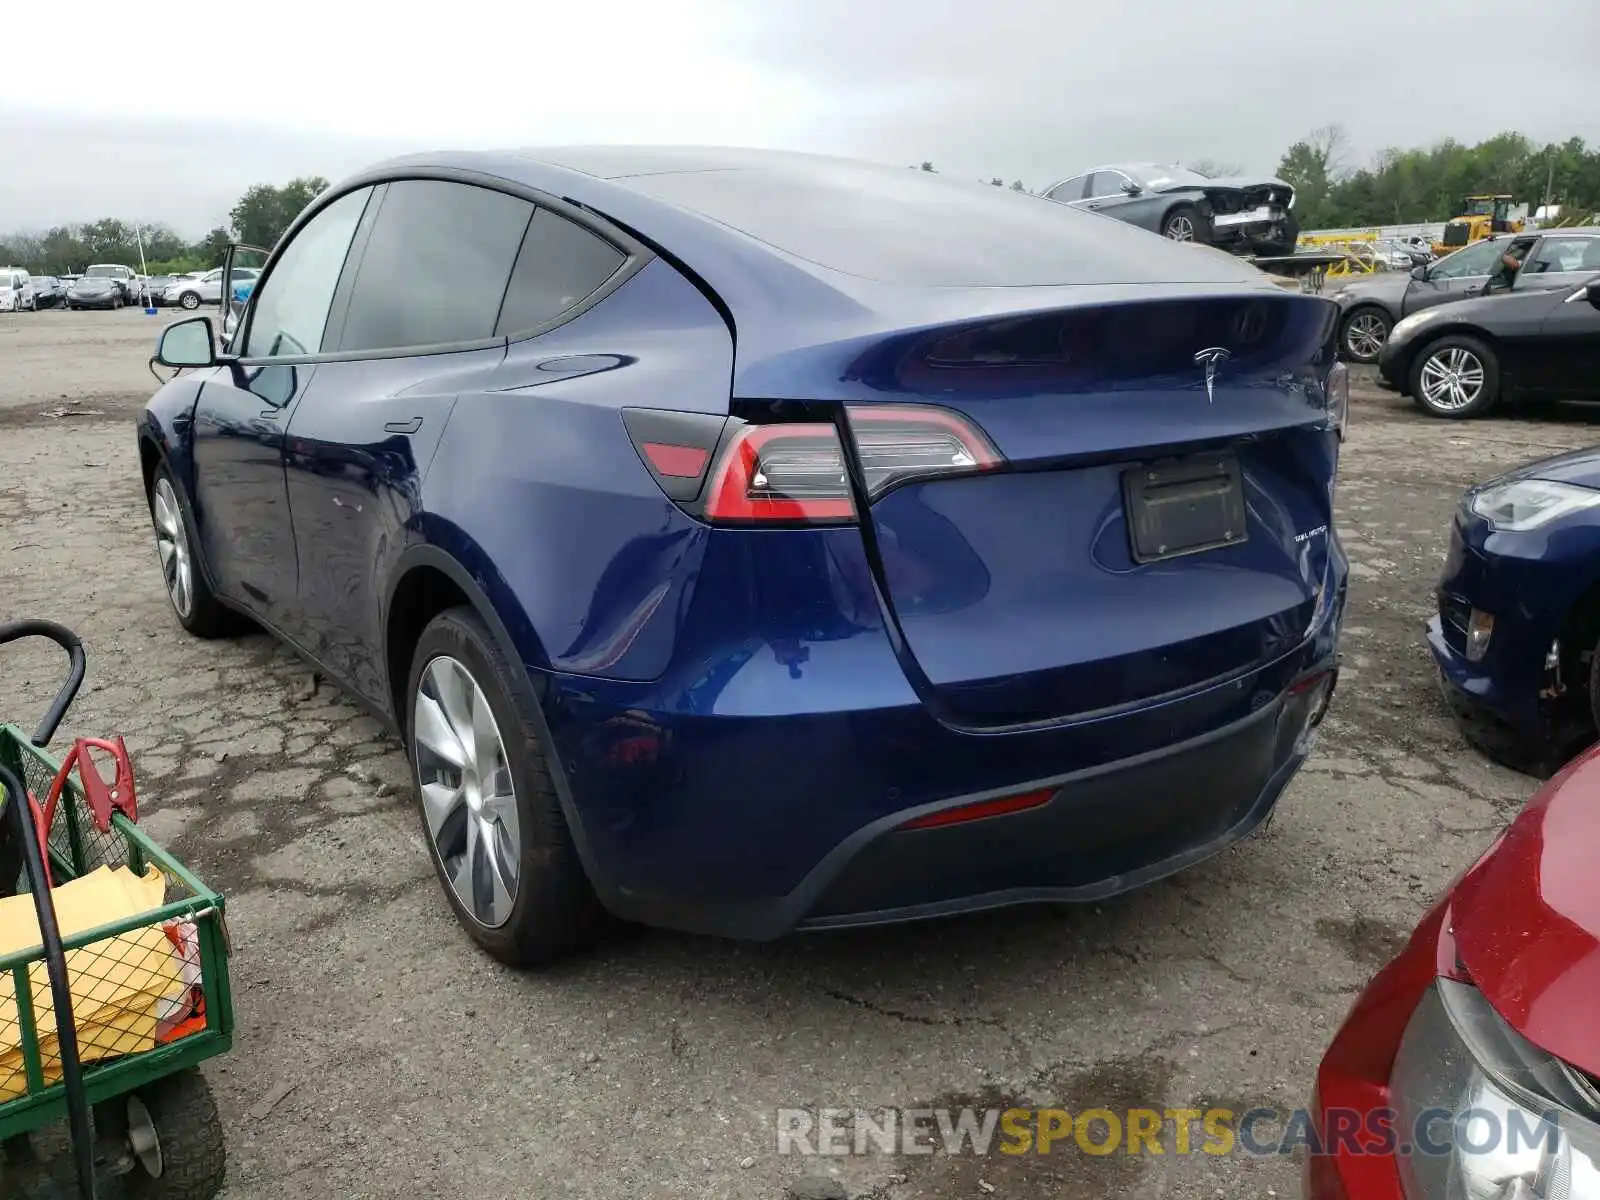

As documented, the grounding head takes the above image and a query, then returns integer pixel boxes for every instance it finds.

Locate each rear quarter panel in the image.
[415,258,733,681]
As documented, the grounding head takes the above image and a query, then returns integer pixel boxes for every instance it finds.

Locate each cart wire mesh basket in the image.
[0,725,233,1143]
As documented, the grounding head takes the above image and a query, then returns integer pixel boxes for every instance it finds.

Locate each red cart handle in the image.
[43,736,138,834]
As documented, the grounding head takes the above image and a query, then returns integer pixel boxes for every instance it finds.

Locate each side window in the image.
[244,187,370,359]
[1085,172,1129,199]
[495,209,625,336]
[1046,176,1087,202]
[1524,238,1589,275]
[1430,239,1502,279]
[337,180,532,354]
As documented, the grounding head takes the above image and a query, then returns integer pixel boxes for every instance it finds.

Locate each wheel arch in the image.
[380,543,606,895]
[381,543,554,731]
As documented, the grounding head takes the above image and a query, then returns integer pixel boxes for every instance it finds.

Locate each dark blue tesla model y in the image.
[137,147,1349,964]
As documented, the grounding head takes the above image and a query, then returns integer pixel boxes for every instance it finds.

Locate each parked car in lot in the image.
[139,146,1348,965]
[30,275,64,308]
[143,274,176,304]
[83,262,139,303]
[167,267,256,310]
[1307,740,1600,1199]
[154,272,200,306]
[1334,227,1600,363]
[1427,435,1600,771]
[1042,163,1298,257]
[66,275,124,309]
[1377,271,1600,418]
[0,267,36,311]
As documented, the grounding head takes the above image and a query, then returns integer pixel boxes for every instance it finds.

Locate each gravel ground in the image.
[1,305,1595,1199]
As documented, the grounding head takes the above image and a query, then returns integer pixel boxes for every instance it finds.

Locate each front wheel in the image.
[1161,203,1210,245]
[178,292,200,310]
[1340,306,1392,364]
[1409,335,1501,419]
[406,607,608,966]
[148,467,237,637]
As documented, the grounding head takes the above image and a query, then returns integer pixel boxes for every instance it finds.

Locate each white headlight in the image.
[1391,980,1600,1199]
[1470,480,1600,531]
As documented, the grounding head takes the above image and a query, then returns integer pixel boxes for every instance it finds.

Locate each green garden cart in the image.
[0,620,233,1199]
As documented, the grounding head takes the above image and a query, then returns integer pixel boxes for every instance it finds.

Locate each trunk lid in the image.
[842,291,1341,728]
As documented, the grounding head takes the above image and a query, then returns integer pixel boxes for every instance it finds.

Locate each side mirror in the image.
[156,316,216,368]
[1587,279,1600,310]
[1410,265,1429,281]
[1121,181,1142,196]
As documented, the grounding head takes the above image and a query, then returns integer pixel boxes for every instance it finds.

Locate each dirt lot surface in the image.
[1,306,1596,1199]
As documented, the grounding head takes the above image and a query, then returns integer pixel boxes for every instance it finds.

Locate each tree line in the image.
[1274,126,1600,230]
[6,128,1599,276]
[0,176,329,277]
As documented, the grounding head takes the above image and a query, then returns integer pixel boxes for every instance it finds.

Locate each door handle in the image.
[384,417,423,435]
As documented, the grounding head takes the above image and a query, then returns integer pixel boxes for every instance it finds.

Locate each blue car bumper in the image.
[537,577,1346,940]
[1426,508,1594,748]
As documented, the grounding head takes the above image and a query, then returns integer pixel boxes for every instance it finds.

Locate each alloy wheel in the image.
[151,478,193,618]
[412,655,521,929]
[1165,215,1195,242]
[1419,347,1485,412]
[1345,312,1387,359]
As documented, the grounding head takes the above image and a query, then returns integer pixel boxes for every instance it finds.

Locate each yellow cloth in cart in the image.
[0,865,183,1100]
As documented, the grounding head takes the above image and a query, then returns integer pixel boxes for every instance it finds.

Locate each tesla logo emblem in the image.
[1194,347,1232,404]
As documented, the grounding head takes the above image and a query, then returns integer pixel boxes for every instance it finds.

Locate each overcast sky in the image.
[4,0,1598,238]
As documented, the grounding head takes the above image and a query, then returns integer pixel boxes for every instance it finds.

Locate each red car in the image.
[1308,745,1600,1198]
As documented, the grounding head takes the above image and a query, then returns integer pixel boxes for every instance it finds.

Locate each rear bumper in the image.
[799,668,1335,930]
[542,581,1345,940]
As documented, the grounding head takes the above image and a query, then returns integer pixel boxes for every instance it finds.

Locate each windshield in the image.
[85,265,122,278]
[1136,164,1214,189]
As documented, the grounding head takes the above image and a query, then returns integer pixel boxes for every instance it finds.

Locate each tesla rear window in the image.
[624,165,1249,287]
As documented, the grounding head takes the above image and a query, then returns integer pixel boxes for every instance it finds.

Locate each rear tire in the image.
[406,607,608,967]
[1161,203,1210,245]
[1409,334,1501,419]
[1339,306,1392,364]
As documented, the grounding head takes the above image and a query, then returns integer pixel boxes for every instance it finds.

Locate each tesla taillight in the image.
[626,404,1002,526]
[845,405,1002,500]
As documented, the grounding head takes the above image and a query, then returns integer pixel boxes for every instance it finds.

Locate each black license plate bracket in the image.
[1122,453,1247,564]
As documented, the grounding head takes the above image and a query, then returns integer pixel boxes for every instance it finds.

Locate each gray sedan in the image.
[1333,227,1600,363]
[1043,163,1298,257]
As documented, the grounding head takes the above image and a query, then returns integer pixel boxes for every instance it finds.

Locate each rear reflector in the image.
[898,788,1053,831]
[641,442,710,479]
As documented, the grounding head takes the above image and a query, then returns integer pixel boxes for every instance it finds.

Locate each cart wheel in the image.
[122,1069,226,1200]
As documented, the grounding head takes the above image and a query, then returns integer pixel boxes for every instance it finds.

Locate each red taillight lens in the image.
[702,423,857,524]
[846,405,1001,500]
[630,404,1002,526]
